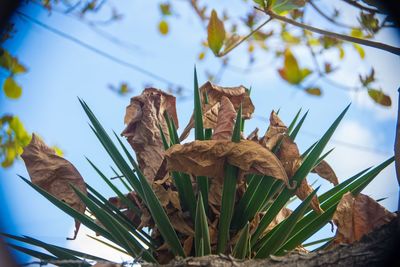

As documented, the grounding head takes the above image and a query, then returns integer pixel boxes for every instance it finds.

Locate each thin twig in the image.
[218,18,273,57]
[341,0,385,14]
[395,88,400,210]
[15,11,188,94]
[309,1,355,29]
[256,7,400,56]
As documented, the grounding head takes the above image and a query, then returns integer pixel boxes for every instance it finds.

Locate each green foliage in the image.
[266,0,306,14]
[6,96,394,265]
[0,115,30,167]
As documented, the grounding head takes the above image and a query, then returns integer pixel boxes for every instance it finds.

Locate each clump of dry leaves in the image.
[18,81,396,265]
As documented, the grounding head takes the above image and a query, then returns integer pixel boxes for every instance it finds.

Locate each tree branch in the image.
[395,88,400,210]
[309,1,355,29]
[341,0,386,14]
[256,7,400,56]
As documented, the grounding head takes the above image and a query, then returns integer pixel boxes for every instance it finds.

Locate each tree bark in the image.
[395,88,400,210]
[144,214,400,267]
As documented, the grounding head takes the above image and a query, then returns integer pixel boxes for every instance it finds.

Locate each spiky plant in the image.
[3,69,396,266]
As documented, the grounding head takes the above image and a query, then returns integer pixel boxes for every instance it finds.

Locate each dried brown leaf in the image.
[333,192,396,244]
[311,160,339,185]
[21,134,87,240]
[246,128,259,141]
[165,140,289,186]
[169,211,194,236]
[180,103,220,141]
[121,88,178,182]
[183,235,194,257]
[200,82,254,118]
[212,96,237,140]
[260,111,287,150]
[278,136,323,213]
[266,207,292,232]
[180,82,254,141]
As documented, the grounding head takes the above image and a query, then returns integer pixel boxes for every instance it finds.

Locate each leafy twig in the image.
[218,18,273,57]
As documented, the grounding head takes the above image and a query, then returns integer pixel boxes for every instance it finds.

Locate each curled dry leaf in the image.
[262,111,322,213]
[121,88,178,182]
[21,134,87,240]
[277,136,323,213]
[212,96,237,140]
[180,102,220,141]
[109,192,141,227]
[180,82,254,141]
[260,111,286,150]
[332,192,396,244]
[165,140,289,186]
[311,160,339,185]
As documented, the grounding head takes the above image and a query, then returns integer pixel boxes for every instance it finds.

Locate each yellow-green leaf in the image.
[339,47,345,59]
[0,49,27,75]
[367,89,391,107]
[9,116,31,146]
[305,87,322,96]
[278,49,312,85]
[3,77,22,99]
[353,44,365,59]
[158,20,169,35]
[207,10,226,56]
[52,145,64,156]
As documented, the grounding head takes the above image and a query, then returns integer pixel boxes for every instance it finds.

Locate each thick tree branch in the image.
[144,215,400,267]
[256,8,400,56]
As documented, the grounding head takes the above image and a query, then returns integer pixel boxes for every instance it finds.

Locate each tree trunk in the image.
[143,214,400,267]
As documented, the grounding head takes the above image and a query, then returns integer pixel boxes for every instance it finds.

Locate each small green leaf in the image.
[270,0,306,14]
[3,77,22,99]
[207,9,226,55]
[367,89,391,107]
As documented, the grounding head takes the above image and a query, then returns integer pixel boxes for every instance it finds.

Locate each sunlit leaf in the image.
[278,49,312,85]
[367,89,391,107]
[0,48,27,75]
[207,10,226,55]
[269,0,306,14]
[158,20,169,35]
[353,44,365,59]
[3,77,22,99]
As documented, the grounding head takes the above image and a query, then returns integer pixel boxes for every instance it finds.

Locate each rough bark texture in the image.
[143,214,400,267]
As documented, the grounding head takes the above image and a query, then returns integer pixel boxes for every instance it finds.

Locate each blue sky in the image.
[1,0,399,263]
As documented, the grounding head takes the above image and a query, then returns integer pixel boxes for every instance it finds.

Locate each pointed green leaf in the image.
[232,223,250,259]
[195,194,211,256]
